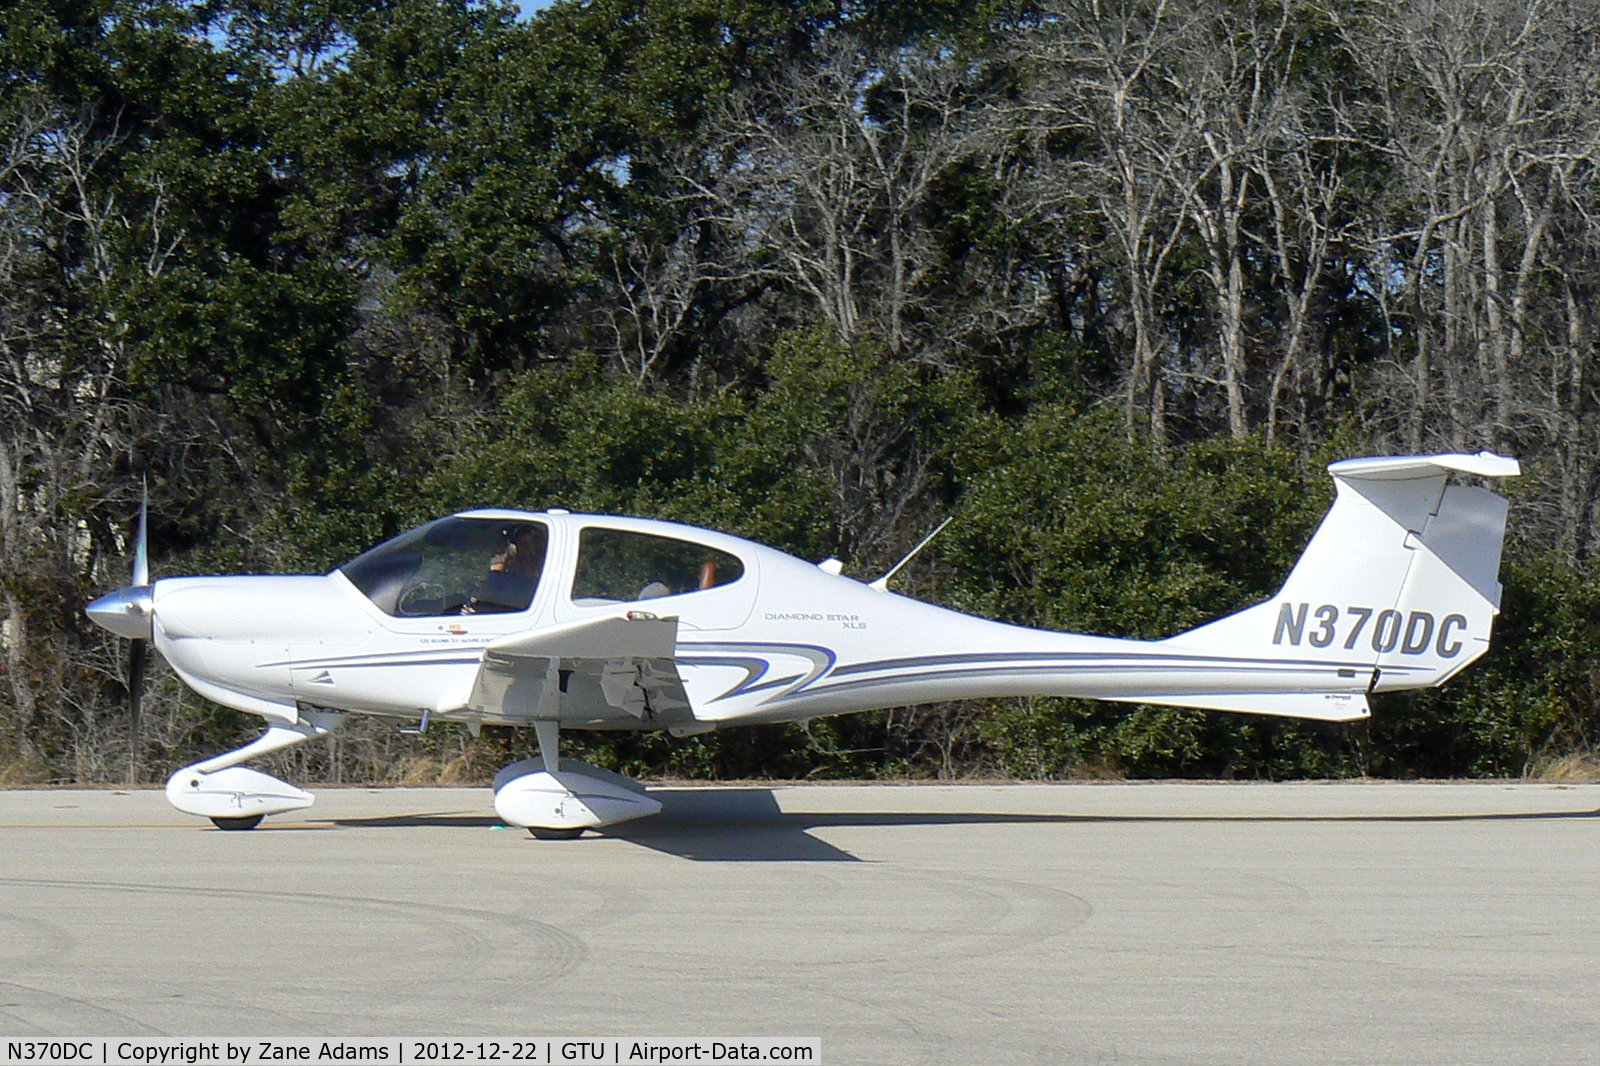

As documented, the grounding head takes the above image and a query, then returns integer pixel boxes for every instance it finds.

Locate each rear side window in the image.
[570,528,745,605]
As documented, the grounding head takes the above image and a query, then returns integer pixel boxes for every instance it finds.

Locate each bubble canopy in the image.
[338,517,548,617]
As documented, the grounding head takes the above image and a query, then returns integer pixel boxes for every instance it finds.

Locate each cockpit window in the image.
[571,528,745,605]
[339,518,548,617]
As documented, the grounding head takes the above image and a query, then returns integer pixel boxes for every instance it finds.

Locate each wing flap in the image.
[465,613,692,725]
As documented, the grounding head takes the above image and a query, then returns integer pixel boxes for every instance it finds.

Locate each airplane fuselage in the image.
[147,508,1403,733]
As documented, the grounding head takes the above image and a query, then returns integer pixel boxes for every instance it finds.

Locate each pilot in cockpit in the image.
[464,525,543,614]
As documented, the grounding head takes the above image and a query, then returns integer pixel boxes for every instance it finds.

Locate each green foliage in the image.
[417,353,737,518]
[937,410,1371,778]
[701,329,978,562]
[1366,551,1600,778]
[414,329,976,566]
[942,407,1328,636]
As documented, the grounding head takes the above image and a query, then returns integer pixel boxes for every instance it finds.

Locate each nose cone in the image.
[86,585,154,641]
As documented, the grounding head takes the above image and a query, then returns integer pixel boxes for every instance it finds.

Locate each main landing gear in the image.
[491,718,661,838]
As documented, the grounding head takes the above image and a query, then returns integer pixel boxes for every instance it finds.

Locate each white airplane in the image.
[87,451,1518,836]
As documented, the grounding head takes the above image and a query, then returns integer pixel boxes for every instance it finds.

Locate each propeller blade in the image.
[133,478,149,588]
[128,638,146,785]
[128,480,149,786]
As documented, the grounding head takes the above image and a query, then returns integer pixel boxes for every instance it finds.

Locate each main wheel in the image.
[527,826,584,840]
[210,814,264,831]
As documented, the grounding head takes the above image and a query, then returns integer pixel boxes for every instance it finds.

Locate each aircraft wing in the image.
[464,613,692,726]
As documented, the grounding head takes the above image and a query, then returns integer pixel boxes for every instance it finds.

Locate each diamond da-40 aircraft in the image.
[87,451,1518,836]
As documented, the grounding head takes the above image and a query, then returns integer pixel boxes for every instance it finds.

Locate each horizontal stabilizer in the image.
[1327,452,1520,480]
[1104,691,1371,722]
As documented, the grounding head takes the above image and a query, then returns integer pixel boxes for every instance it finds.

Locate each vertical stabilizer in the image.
[1165,452,1518,694]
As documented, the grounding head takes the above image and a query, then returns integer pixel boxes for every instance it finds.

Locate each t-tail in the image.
[1120,452,1519,722]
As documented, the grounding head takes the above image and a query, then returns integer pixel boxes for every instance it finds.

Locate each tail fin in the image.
[1156,452,1518,718]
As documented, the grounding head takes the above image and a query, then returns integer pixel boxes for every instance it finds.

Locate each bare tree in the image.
[588,138,780,387]
[0,97,182,778]
[1256,83,1352,447]
[1015,0,1210,443]
[1169,0,1333,441]
[705,34,998,360]
[1333,0,1600,565]
[1343,0,1581,450]
[596,222,717,384]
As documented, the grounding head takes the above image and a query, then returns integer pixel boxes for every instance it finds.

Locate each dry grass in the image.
[0,754,53,787]
[1067,757,1127,781]
[1529,751,1600,783]
[385,755,446,786]
[437,754,484,785]
[372,753,500,786]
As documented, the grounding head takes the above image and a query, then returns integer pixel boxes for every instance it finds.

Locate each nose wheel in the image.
[210,815,265,831]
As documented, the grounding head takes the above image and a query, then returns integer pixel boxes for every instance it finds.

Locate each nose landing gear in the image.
[163,712,344,829]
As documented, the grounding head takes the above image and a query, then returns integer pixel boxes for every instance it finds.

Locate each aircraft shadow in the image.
[324,813,507,829]
[600,788,1600,862]
[318,794,863,860]
[600,789,865,862]
[319,789,1600,863]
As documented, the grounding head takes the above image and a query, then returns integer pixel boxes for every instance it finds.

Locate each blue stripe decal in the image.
[672,641,1411,707]
[260,653,485,670]
[678,642,836,701]
[828,649,1385,676]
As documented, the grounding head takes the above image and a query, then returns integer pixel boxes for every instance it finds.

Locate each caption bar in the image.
[2,1042,818,1066]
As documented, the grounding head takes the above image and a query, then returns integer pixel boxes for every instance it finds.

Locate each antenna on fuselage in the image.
[869,515,955,593]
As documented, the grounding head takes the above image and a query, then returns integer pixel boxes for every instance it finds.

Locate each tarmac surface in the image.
[1,780,1597,1065]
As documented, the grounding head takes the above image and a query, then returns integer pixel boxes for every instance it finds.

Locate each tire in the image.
[210,815,265,831]
[527,826,584,840]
